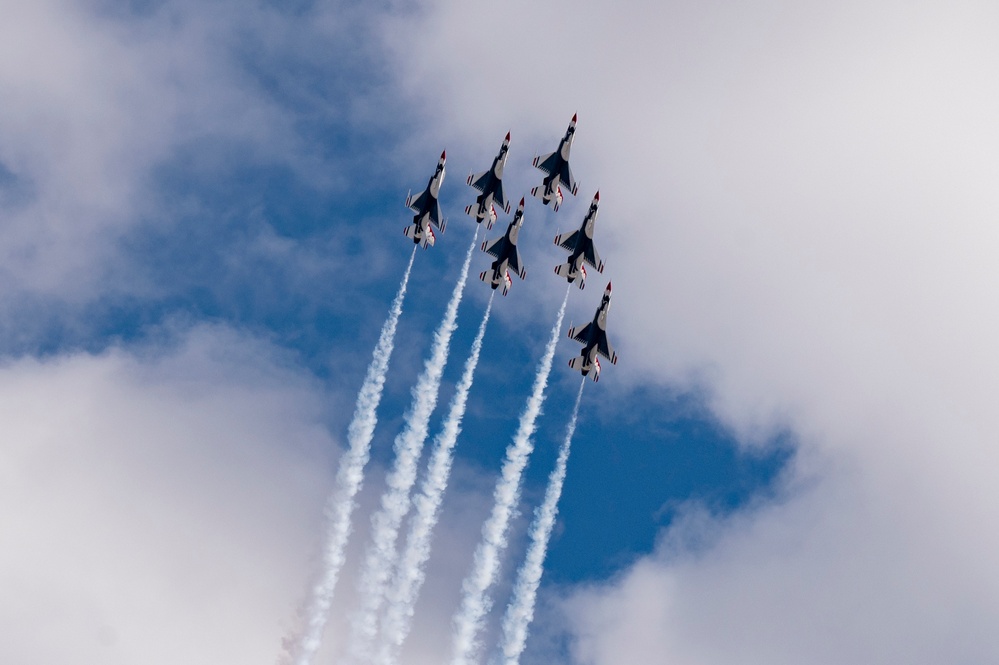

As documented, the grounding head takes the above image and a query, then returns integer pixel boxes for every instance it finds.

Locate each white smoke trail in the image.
[289,247,417,665]
[376,291,496,665]
[498,378,586,665]
[348,231,479,664]
[449,287,571,665]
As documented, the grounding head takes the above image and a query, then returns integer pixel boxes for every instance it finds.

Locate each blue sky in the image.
[7,0,787,582]
[4,2,999,665]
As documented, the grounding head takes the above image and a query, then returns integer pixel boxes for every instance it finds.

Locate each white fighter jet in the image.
[553,191,605,289]
[479,198,527,296]
[531,114,579,212]
[465,132,512,230]
[404,151,447,248]
[566,282,618,382]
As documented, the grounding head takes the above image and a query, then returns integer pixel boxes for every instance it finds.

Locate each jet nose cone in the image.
[606,282,612,292]
[571,113,577,122]
[594,191,600,200]
[440,150,447,161]
[505,131,511,141]
[518,196,525,206]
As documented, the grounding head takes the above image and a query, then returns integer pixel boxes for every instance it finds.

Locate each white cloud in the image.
[0,0,338,300]
[382,0,999,662]
[0,325,338,665]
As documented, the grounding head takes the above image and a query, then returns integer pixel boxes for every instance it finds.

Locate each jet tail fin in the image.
[404,224,435,248]
[569,355,600,381]
[555,261,586,289]
[533,184,563,211]
[465,204,497,229]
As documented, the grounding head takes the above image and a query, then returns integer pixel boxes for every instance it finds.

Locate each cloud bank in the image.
[0,325,337,665]
[384,1,999,662]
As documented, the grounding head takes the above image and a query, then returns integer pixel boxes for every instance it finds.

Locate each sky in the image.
[2,1,999,664]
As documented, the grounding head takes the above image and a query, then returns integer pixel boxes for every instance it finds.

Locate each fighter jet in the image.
[566,282,618,382]
[465,132,512,230]
[531,114,579,212]
[479,198,527,296]
[553,191,605,289]
[404,151,447,248]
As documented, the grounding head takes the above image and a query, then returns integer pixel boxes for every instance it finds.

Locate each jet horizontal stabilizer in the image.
[554,262,585,289]
[568,355,600,381]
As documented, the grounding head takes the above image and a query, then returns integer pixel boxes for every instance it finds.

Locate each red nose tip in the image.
[594,191,600,200]
[505,131,511,141]
[607,282,612,292]
[571,113,577,122]
[441,150,446,160]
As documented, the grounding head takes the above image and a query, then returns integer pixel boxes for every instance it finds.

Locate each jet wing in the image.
[560,162,578,196]
[429,199,444,230]
[555,229,581,252]
[534,151,558,175]
[583,241,603,271]
[482,235,509,260]
[596,329,617,363]
[508,245,527,280]
[407,187,429,214]
[493,179,509,213]
[567,322,593,344]
[468,170,490,193]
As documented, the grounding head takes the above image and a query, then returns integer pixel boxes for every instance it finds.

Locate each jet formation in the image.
[401,115,619,379]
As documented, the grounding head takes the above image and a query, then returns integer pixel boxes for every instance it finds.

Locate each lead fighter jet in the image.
[554,191,605,289]
[404,151,447,248]
[465,132,512,230]
[479,198,527,296]
[566,282,618,382]
[531,114,579,212]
